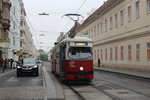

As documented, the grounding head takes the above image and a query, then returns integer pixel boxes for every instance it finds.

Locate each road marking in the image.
[7,77,17,81]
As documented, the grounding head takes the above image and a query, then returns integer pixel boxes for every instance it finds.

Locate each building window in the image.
[120,10,124,25]
[105,20,107,32]
[147,0,150,13]
[105,48,107,61]
[101,49,103,61]
[136,1,140,18]
[97,23,99,36]
[88,29,90,38]
[13,21,15,29]
[91,27,93,38]
[110,17,113,30]
[115,47,118,61]
[128,6,132,22]
[13,7,15,16]
[100,23,103,34]
[115,14,118,28]
[20,41,23,47]
[128,45,132,60]
[110,48,112,61]
[20,20,24,26]
[136,44,140,60]
[121,46,124,61]
[94,26,96,36]
[94,50,96,60]
[147,43,150,60]
[20,31,23,37]
[13,37,15,46]
[97,49,99,59]
[21,9,24,15]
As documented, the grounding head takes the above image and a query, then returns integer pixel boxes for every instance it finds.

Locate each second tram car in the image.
[51,36,93,82]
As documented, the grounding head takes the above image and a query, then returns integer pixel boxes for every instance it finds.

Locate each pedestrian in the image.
[10,58,14,69]
[0,57,3,68]
[98,58,101,67]
[2,58,8,73]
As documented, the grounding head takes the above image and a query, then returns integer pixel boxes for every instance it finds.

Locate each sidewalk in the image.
[94,66,150,79]
[42,66,64,100]
[0,67,14,76]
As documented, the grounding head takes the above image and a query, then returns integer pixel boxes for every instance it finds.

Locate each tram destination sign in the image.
[75,42,87,46]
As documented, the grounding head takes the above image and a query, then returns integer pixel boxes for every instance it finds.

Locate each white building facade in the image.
[9,0,21,61]
[20,0,37,57]
[77,0,150,72]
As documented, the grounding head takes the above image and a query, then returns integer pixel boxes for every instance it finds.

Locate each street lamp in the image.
[39,34,45,36]
[38,12,49,16]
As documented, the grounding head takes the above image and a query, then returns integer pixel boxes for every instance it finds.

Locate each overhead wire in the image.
[25,0,88,51]
[26,16,40,48]
[19,14,41,51]
[62,0,88,32]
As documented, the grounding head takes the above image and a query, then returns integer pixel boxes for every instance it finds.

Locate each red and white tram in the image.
[51,36,93,82]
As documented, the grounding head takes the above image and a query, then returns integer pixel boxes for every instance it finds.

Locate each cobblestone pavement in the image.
[0,86,46,100]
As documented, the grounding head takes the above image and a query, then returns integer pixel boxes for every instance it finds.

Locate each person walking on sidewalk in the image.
[0,57,3,68]
[10,58,14,69]
[2,58,8,73]
[98,58,101,67]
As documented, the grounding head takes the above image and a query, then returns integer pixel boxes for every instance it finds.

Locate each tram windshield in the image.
[68,47,92,59]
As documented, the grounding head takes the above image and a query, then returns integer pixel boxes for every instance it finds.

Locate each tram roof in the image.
[61,36,93,43]
[50,36,92,52]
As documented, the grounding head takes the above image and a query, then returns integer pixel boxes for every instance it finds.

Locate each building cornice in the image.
[94,26,150,46]
[77,0,123,32]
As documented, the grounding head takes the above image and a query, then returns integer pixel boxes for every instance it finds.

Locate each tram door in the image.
[60,44,66,78]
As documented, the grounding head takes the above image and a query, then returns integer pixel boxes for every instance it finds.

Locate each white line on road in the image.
[7,77,17,81]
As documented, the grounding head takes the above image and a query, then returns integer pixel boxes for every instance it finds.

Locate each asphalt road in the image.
[1,62,150,100]
[0,65,46,100]
[93,70,150,100]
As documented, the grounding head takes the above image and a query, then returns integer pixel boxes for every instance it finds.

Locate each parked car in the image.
[16,57,39,77]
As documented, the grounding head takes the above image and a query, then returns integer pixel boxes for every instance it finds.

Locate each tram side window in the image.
[68,47,92,59]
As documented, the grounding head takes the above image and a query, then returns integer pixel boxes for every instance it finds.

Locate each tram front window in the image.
[68,47,92,59]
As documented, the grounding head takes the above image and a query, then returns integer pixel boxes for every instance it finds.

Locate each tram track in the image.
[92,72,150,100]
[96,78,150,98]
[63,71,150,100]
[66,83,114,100]
[90,83,124,100]
[68,85,87,100]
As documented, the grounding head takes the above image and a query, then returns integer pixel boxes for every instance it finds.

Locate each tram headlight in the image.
[79,66,84,71]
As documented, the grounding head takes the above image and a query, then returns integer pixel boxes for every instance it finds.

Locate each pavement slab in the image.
[0,86,45,100]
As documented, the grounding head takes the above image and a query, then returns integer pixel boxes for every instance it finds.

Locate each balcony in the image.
[2,0,11,8]
[0,0,11,30]
[0,18,10,30]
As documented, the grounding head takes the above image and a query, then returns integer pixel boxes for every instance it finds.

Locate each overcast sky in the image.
[23,0,107,52]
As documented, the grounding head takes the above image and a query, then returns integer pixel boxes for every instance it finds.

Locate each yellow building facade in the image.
[77,0,150,72]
